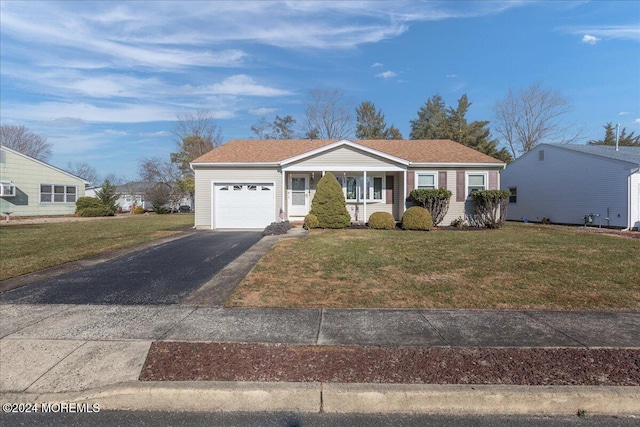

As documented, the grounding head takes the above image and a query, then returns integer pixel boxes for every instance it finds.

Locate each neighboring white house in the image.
[501,144,640,230]
[0,145,89,217]
[190,139,506,229]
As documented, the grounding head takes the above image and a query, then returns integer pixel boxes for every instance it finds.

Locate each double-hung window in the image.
[40,184,77,203]
[466,174,486,197]
[367,176,383,201]
[337,175,383,201]
[509,187,517,203]
[416,173,436,190]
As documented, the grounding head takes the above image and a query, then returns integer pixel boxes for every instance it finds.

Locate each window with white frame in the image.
[336,174,383,201]
[0,182,16,197]
[416,173,436,190]
[367,176,383,200]
[40,184,77,203]
[466,173,486,197]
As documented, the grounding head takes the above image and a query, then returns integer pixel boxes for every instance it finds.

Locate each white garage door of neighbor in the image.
[214,183,275,228]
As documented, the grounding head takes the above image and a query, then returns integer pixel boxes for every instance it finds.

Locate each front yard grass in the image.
[227,223,640,310]
[0,214,194,281]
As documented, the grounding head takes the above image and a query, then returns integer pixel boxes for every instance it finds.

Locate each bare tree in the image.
[171,109,223,175]
[303,88,355,139]
[493,83,580,158]
[138,157,185,210]
[66,161,99,185]
[173,109,223,148]
[0,125,52,161]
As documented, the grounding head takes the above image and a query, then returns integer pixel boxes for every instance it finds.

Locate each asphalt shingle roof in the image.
[192,139,504,165]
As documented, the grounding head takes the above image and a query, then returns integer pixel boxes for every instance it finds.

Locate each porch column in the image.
[281,170,286,220]
[403,169,407,214]
[363,170,367,223]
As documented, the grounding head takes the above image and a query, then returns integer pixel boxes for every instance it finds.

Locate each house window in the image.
[248,185,257,191]
[367,176,383,200]
[0,182,15,197]
[346,176,358,200]
[539,150,545,161]
[417,173,436,189]
[467,174,486,197]
[40,184,77,203]
[509,187,517,203]
[233,185,242,191]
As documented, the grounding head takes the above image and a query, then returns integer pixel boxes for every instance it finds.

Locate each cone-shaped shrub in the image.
[401,206,433,231]
[310,172,351,228]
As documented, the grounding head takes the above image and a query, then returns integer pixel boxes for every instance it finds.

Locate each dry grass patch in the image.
[227,223,640,310]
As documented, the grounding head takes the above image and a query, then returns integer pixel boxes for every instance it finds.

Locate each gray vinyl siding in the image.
[193,167,282,228]
[290,146,400,169]
[0,147,86,216]
[501,145,634,228]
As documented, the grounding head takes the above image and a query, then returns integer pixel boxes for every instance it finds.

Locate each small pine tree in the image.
[94,179,120,214]
[310,172,351,228]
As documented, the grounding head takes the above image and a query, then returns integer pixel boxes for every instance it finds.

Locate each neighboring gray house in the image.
[190,139,506,229]
[501,144,640,230]
[0,145,88,217]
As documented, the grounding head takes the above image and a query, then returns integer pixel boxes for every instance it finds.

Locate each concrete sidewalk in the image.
[1,304,639,415]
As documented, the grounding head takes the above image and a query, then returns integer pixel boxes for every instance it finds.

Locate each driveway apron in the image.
[0,231,262,305]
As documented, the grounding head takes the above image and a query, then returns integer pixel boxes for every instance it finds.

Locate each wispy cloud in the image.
[635,118,640,124]
[139,131,171,137]
[563,24,640,42]
[371,62,384,68]
[581,34,599,45]
[446,74,458,78]
[249,108,279,116]
[376,71,397,79]
[619,112,630,116]
[204,75,291,97]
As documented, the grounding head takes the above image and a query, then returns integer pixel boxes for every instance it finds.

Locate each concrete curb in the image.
[2,382,638,415]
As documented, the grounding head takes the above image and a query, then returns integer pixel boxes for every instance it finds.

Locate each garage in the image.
[214,183,275,228]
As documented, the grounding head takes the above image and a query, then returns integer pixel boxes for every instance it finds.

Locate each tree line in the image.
[2,82,636,209]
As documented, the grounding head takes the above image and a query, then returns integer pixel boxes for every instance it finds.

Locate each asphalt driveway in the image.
[0,231,263,305]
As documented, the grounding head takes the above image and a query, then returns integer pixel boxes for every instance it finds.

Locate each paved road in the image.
[2,411,637,427]
[0,231,262,305]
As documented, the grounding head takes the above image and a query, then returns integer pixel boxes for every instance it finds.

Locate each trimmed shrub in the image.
[133,206,145,215]
[263,221,291,236]
[401,206,433,231]
[75,197,103,214]
[471,190,510,229]
[309,172,350,229]
[303,213,320,230]
[368,212,396,230]
[78,206,111,217]
[154,206,171,215]
[408,188,452,226]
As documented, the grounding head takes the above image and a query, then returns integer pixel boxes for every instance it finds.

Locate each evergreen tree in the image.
[310,172,350,228]
[410,94,512,163]
[94,179,120,214]
[588,122,640,146]
[409,94,448,139]
[355,101,403,139]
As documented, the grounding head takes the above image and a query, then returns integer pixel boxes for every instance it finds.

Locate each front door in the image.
[289,174,309,217]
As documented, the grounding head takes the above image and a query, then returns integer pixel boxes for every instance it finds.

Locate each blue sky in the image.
[1,1,639,181]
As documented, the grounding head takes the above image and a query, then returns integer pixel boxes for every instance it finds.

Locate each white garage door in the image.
[214,183,275,228]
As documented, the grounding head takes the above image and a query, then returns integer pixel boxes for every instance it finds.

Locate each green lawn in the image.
[228,223,640,310]
[0,214,194,281]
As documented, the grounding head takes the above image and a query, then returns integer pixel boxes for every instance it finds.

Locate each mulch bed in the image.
[140,342,640,386]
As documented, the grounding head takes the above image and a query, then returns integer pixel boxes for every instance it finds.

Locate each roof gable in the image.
[1,145,90,184]
[192,139,504,166]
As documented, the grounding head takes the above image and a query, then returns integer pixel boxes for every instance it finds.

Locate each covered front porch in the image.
[281,170,407,222]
